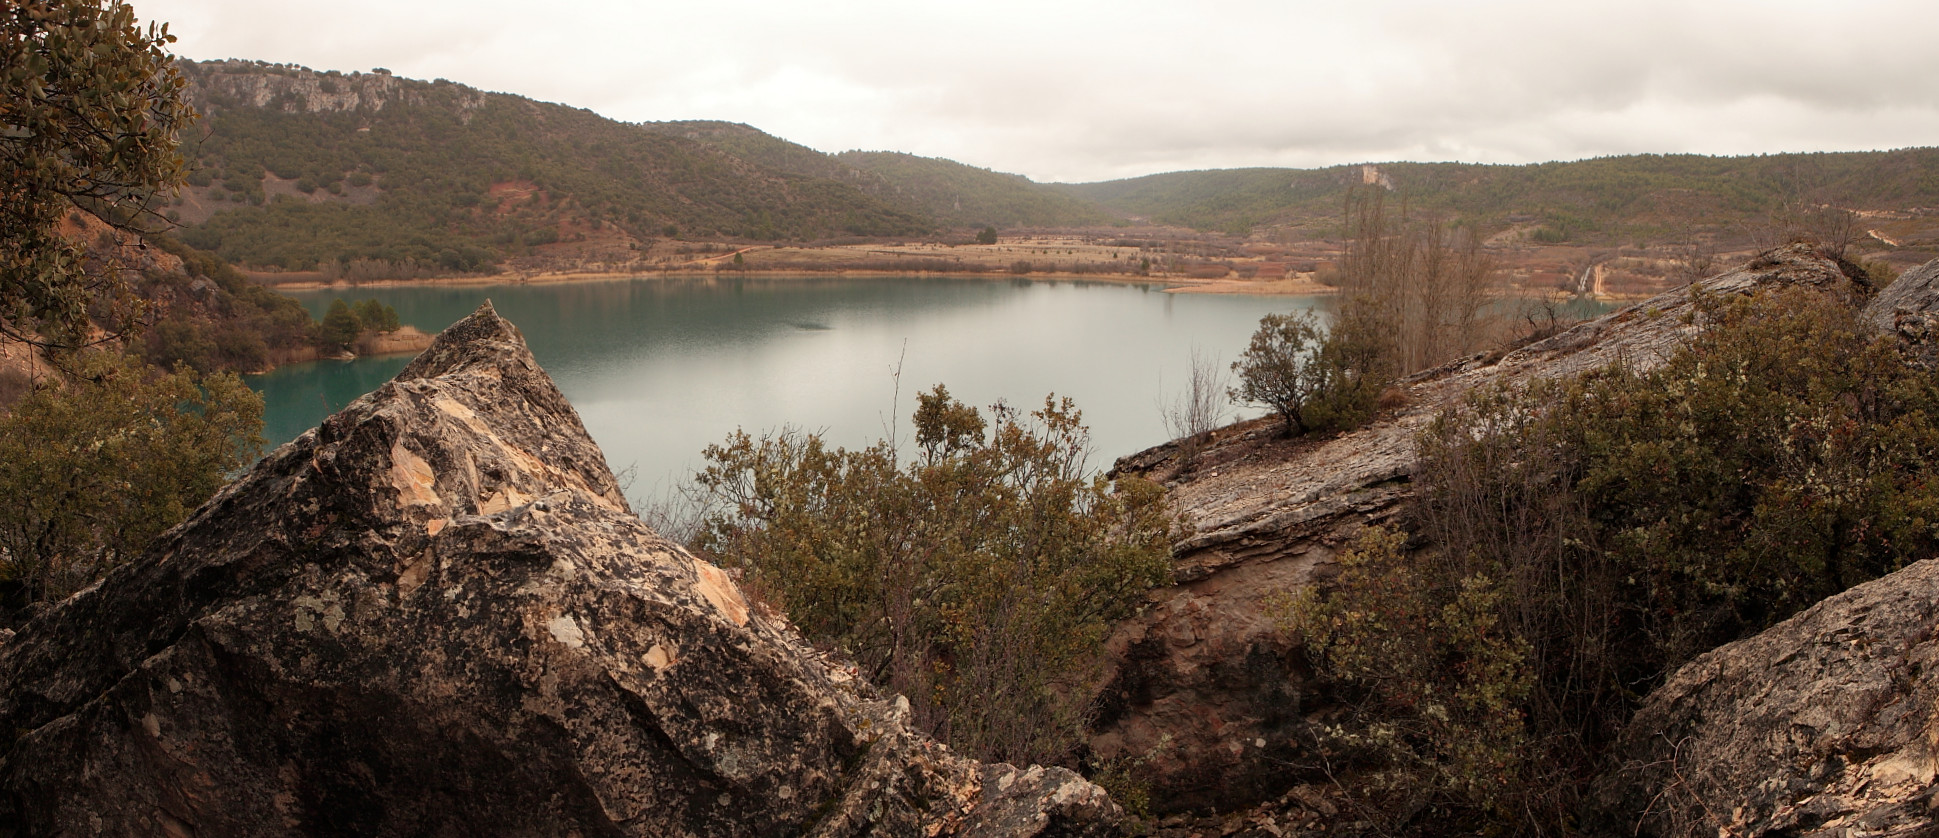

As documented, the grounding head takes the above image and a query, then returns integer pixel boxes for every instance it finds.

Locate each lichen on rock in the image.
[0,301,1119,837]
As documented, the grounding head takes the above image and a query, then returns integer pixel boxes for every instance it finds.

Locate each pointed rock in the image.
[0,302,1119,836]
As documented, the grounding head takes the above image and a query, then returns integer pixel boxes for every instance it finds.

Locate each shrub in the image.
[692,386,1173,766]
[0,351,263,608]
[1285,527,1531,829]
[1230,309,1394,437]
[1295,285,1939,831]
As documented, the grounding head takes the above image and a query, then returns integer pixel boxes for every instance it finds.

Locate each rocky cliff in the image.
[1588,555,1939,836]
[1094,244,1885,812]
[0,303,1118,837]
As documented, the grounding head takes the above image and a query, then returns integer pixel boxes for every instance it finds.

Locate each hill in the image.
[639,123,1113,228]
[1059,152,1939,246]
[169,61,932,274]
[835,151,1115,228]
[166,63,1114,277]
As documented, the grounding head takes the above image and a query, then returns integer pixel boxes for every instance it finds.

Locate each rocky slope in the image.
[1094,244,1884,812]
[1590,557,1939,837]
[0,303,1118,836]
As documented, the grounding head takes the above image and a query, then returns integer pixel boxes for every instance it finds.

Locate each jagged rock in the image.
[1589,557,1939,837]
[1092,244,1884,813]
[0,302,1119,837]
[1864,258,1939,369]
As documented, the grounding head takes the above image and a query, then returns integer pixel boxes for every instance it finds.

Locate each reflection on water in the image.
[254,276,1613,504]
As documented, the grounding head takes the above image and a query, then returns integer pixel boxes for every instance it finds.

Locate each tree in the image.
[353,297,399,332]
[975,226,998,245]
[1338,188,1498,374]
[0,350,263,607]
[692,386,1173,766]
[1231,312,1323,435]
[2,0,194,348]
[320,297,362,348]
[1158,346,1228,469]
[1230,309,1392,437]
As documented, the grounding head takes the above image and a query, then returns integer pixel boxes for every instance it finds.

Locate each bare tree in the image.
[1339,188,1501,374]
[1158,346,1228,468]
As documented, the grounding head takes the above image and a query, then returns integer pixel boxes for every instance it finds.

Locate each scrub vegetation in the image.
[1285,278,1939,832]
[690,386,1174,766]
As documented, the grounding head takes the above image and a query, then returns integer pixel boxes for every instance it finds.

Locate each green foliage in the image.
[836,151,1114,228]
[693,386,1173,766]
[975,226,998,245]
[1229,310,1392,437]
[0,350,263,606]
[1285,527,1531,826]
[1,0,194,346]
[353,297,400,332]
[1301,285,1939,830]
[320,298,360,347]
[138,235,317,372]
[1554,287,1939,655]
[1059,151,1939,241]
[312,296,395,348]
[173,62,936,272]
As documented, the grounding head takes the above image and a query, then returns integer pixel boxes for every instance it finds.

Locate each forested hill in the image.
[634,125,1109,228]
[1057,151,1939,242]
[167,61,1106,274]
[164,59,1939,276]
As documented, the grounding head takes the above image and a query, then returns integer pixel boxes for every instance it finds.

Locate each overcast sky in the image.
[138,0,1939,184]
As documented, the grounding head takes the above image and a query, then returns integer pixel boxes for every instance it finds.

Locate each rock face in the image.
[1093,244,1881,813]
[0,303,1118,837]
[1591,557,1939,837]
[1865,257,1939,369]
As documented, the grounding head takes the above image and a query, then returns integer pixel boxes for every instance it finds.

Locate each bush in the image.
[1285,527,1531,829]
[1230,309,1393,437]
[692,386,1173,766]
[1293,285,1939,831]
[0,351,263,608]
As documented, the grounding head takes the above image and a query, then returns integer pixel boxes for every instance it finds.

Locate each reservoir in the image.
[252,275,1320,502]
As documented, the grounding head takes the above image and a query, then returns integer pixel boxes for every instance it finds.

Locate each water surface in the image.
[253,276,1327,500]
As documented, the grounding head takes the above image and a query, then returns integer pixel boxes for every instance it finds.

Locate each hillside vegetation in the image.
[162,60,1939,281]
[168,62,1107,274]
[1058,152,1939,244]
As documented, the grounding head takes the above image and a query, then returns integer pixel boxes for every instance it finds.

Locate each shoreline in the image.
[257,267,1345,297]
[258,267,1656,302]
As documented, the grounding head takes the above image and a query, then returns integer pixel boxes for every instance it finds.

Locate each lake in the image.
[253,276,1323,502]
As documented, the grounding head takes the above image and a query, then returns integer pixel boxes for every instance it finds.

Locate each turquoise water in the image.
[252,276,1324,500]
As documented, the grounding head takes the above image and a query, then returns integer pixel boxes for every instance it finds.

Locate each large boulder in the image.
[1590,557,1939,837]
[0,302,1119,837]
[1864,257,1939,369]
[1093,244,1882,813]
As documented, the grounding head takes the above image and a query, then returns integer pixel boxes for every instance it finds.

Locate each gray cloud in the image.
[139,0,1939,183]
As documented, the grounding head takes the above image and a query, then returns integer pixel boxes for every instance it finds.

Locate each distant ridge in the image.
[167,60,1106,274]
[1056,151,1939,241]
[162,59,1939,275]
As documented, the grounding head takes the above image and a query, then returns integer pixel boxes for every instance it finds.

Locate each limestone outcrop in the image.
[1591,557,1939,837]
[1864,257,1939,369]
[0,302,1118,837]
[1094,244,1882,812]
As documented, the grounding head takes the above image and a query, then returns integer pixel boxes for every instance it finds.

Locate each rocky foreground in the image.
[0,304,1116,836]
[4,249,1939,836]
[1097,246,1939,834]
